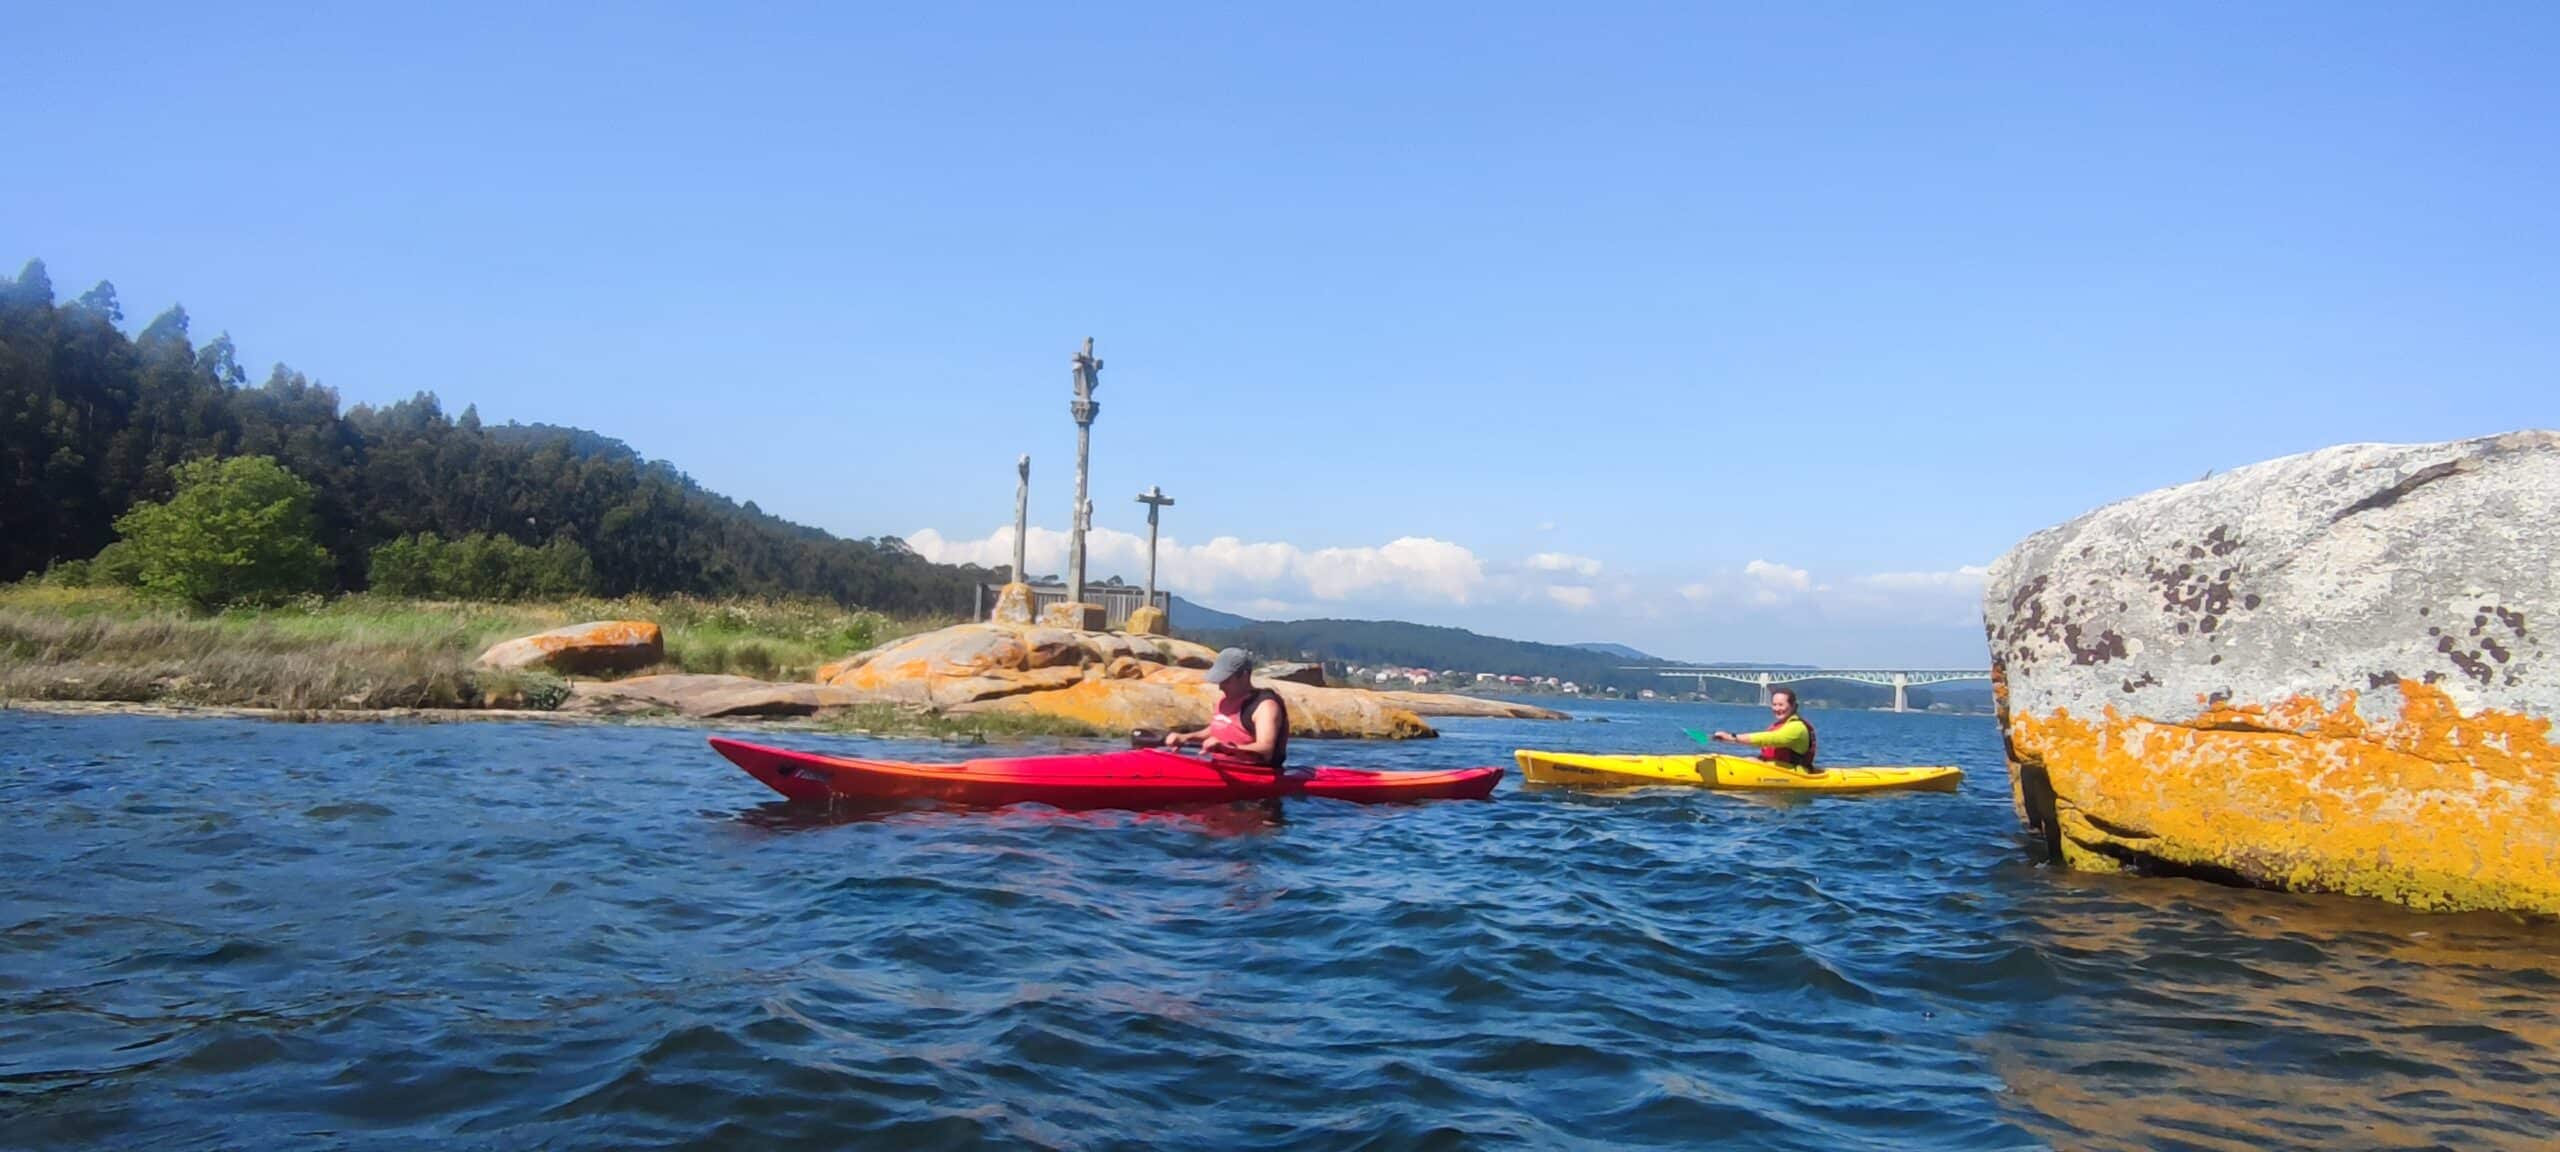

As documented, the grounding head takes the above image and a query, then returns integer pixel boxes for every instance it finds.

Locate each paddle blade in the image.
[1683,728,1717,748]
[1130,728,1169,749]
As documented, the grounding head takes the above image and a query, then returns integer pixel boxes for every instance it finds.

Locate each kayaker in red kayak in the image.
[1706,688,1821,774]
[1158,647,1290,772]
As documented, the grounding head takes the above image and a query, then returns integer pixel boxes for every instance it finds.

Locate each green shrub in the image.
[367,532,595,601]
[111,456,333,611]
[474,668,571,710]
[91,541,142,587]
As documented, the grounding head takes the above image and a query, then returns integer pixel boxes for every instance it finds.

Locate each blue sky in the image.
[8,3,2556,664]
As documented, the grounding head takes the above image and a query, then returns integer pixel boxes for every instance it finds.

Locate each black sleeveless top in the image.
[1233,687,1291,770]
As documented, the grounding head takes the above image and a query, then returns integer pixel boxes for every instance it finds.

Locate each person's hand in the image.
[1201,738,1228,755]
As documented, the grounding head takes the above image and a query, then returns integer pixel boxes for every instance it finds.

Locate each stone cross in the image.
[1066,338,1102,606]
[1011,454,1030,583]
[1135,485,1175,602]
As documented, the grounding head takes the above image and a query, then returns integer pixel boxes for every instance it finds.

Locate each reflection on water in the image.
[1991,873,2560,1150]
[728,797,1289,837]
[3,701,2557,1149]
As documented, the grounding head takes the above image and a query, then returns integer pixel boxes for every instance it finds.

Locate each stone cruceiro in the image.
[1985,431,2559,913]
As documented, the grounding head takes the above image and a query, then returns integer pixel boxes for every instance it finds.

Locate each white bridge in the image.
[1625,666,1993,713]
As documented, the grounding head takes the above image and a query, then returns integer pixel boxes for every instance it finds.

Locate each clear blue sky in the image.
[9,2,2556,664]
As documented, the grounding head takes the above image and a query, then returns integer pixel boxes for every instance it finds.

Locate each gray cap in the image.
[1204,647,1254,683]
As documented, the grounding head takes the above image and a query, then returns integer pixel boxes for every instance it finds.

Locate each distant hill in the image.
[1168,595,1260,632]
[1186,617,1905,706]
[1570,642,1654,661]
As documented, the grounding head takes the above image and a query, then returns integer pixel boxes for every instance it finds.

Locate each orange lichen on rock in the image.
[474,620,665,675]
[2009,679,2560,913]
[951,678,1437,740]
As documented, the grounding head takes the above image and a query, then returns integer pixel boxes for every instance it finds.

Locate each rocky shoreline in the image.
[467,618,1569,738]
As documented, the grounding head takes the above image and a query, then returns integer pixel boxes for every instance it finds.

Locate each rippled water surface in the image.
[7,702,2559,1150]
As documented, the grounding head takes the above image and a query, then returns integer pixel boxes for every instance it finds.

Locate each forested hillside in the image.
[0,259,995,615]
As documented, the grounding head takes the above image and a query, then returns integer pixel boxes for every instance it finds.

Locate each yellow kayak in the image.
[1512,750,1963,794]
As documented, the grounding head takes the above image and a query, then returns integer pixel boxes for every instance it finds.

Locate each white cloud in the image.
[1743,559,1811,591]
[1301,537,1484,603]
[1741,559,1812,604]
[906,527,1993,658]
[1858,565,1990,591]
[906,525,1485,605]
[1525,552,1604,577]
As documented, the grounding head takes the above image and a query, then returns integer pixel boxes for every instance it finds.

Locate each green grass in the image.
[0,583,944,713]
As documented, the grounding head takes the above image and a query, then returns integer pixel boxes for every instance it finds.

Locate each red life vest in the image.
[1206,687,1289,769]
[1757,713,1817,769]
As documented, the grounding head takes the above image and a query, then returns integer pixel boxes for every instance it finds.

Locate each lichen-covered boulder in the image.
[810,622,1557,740]
[1259,661,1326,687]
[822,624,1028,689]
[1986,431,2560,913]
[475,621,663,675]
[950,679,1437,739]
[838,664,1092,709]
[1372,691,1571,720]
[1262,681,1437,739]
[559,673,869,718]
[1155,637,1220,668]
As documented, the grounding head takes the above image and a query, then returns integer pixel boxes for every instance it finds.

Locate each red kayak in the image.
[710,738,1502,810]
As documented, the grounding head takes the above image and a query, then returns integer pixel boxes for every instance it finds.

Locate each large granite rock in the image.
[475,621,664,675]
[805,622,1539,739]
[834,665,1092,709]
[1371,691,1571,720]
[1986,431,2560,913]
[1258,661,1326,687]
[560,674,869,718]
[949,678,1437,740]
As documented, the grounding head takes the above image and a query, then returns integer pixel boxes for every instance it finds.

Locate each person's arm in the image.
[1716,718,1805,751]
[1161,723,1212,748]
[1206,697,1285,767]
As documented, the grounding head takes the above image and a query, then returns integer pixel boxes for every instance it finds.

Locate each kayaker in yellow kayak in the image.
[1159,647,1291,771]
[1707,688,1820,774]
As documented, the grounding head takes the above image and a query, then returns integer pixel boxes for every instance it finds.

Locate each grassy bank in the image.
[0,584,947,714]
